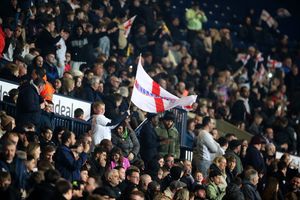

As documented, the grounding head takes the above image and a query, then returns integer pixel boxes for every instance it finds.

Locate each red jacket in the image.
[0,26,6,58]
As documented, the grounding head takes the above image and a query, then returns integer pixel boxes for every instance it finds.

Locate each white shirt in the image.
[56,38,67,63]
[91,114,117,150]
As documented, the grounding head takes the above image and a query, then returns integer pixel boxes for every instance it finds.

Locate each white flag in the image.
[131,56,197,113]
[260,9,278,28]
[123,15,136,38]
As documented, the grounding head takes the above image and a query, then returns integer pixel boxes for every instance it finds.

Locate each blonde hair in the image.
[92,101,105,110]
[26,142,40,160]
[174,188,189,200]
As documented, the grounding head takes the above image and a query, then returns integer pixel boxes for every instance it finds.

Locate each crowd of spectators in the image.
[1,0,300,199]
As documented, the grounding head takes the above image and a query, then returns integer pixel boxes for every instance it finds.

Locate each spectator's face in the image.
[33,147,41,160]
[212,175,222,185]
[130,194,144,200]
[292,177,300,190]
[109,171,120,186]
[17,62,27,76]
[70,133,76,146]
[251,174,259,186]
[265,128,274,139]
[26,159,36,171]
[46,53,56,64]
[112,153,120,162]
[151,116,159,127]
[4,144,16,162]
[8,135,18,146]
[80,170,89,182]
[98,151,107,163]
[128,172,140,185]
[227,160,236,171]
[195,189,206,198]
[86,72,94,80]
[76,27,83,35]
[158,158,164,167]
[85,177,97,193]
[48,22,55,32]
[184,160,192,174]
[0,177,11,190]
[93,64,104,76]
[94,105,105,115]
[55,79,62,89]
[119,168,126,181]
[165,157,174,168]
[163,119,173,129]
[116,126,124,136]
[110,77,121,88]
[195,172,203,182]
[218,158,227,171]
[43,129,53,141]
[44,150,55,163]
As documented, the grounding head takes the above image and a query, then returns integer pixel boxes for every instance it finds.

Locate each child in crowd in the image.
[91,101,129,151]
[109,147,130,170]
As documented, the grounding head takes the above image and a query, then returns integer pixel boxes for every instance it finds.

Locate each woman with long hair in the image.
[209,156,228,192]
[109,147,130,170]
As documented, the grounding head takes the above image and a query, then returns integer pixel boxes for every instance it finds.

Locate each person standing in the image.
[91,101,129,151]
[156,111,181,159]
[16,77,45,130]
[192,116,223,178]
[139,113,160,166]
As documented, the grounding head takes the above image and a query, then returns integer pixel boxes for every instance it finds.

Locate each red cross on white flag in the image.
[260,9,278,28]
[123,15,137,38]
[131,56,197,113]
[267,56,282,69]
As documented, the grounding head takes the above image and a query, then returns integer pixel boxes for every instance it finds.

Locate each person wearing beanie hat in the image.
[161,166,184,191]
[0,111,15,132]
[225,139,243,175]
[207,170,225,200]
[156,111,180,159]
[244,135,266,174]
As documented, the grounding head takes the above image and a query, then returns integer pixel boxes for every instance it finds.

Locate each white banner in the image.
[0,79,91,119]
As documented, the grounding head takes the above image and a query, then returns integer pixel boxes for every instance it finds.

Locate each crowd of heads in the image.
[0,0,300,199]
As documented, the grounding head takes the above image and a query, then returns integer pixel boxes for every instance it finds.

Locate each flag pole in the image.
[127,54,142,112]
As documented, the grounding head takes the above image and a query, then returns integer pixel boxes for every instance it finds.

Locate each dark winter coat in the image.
[54,145,87,181]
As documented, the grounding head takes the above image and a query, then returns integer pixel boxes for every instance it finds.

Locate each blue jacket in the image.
[54,145,87,181]
[0,156,27,189]
[242,181,262,200]
[16,82,42,129]
[244,145,266,174]
[139,121,159,163]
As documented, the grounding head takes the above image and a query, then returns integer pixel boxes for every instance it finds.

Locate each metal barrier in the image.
[0,101,91,137]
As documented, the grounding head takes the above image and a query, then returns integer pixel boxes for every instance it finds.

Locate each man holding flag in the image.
[129,55,197,158]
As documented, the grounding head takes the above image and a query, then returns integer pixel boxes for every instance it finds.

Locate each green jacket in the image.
[185,8,207,31]
[156,123,180,158]
[206,181,225,200]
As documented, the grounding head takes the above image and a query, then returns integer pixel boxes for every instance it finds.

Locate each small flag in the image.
[277,8,291,18]
[267,56,282,69]
[123,15,136,38]
[260,9,278,28]
[236,53,250,66]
